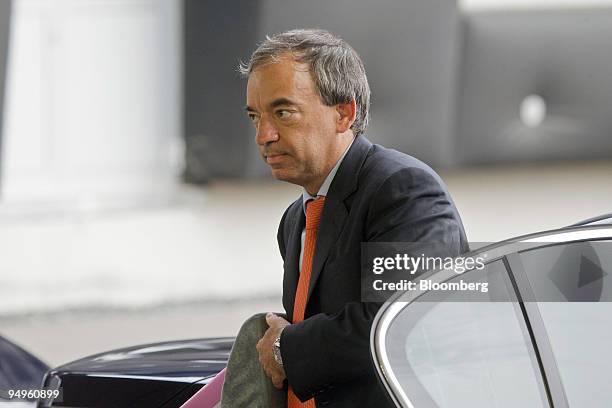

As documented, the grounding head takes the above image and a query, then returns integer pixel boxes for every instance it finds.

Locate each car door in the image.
[371,226,612,408]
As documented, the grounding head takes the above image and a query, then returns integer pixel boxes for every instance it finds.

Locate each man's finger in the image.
[266,312,278,326]
[272,377,284,389]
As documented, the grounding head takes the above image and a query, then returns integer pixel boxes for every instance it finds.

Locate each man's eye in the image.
[276,110,293,119]
[248,114,260,124]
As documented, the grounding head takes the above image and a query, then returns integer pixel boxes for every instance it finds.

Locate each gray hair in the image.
[239,29,371,136]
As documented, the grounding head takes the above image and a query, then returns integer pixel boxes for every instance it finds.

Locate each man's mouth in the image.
[265,153,287,165]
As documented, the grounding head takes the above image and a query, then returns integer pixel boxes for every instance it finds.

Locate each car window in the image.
[519,241,612,407]
[383,260,549,408]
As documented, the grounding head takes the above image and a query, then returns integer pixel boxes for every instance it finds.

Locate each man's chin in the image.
[269,168,300,186]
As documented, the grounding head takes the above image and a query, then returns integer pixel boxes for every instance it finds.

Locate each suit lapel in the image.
[306,135,373,305]
[283,203,304,322]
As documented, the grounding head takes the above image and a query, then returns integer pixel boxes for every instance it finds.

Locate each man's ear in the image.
[335,100,357,133]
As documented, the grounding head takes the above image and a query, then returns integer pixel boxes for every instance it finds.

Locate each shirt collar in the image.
[302,138,354,213]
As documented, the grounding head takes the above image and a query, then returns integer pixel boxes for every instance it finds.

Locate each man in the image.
[242,29,468,407]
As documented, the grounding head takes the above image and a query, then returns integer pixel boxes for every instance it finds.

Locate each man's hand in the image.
[256,312,290,389]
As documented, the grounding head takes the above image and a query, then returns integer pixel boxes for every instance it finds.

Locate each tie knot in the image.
[305,196,326,230]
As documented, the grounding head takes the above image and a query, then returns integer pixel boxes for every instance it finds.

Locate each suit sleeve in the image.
[280,167,467,401]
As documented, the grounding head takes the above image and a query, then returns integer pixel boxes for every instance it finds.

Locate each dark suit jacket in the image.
[278,135,468,407]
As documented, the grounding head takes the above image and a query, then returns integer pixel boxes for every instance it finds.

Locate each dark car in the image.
[0,336,48,407]
[36,338,232,408]
[25,214,612,407]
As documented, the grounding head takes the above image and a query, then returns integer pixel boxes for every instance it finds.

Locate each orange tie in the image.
[287,196,325,408]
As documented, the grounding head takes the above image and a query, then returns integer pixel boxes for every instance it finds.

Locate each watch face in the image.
[273,337,283,365]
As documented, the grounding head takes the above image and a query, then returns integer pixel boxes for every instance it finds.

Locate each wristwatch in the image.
[272,332,283,366]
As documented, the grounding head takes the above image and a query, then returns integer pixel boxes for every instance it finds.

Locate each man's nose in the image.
[255,116,279,146]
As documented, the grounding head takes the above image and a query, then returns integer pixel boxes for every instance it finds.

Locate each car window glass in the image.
[384,260,548,408]
[520,241,612,407]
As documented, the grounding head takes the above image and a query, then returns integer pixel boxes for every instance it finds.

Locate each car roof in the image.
[569,213,612,227]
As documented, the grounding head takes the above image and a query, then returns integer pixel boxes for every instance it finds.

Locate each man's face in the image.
[246,55,340,190]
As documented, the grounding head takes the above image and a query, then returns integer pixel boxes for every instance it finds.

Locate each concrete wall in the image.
[1,0,181,205]
[0,0,12,189]
[456,9,612,164]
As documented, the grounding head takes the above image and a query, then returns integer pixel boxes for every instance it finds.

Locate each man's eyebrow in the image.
[244,98,298,113]
[269,98,298,108]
